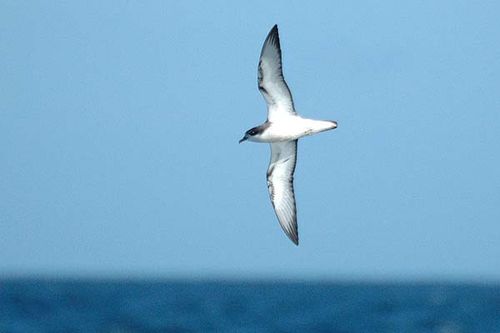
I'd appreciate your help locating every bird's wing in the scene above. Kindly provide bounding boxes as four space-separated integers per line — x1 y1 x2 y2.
258 25 296 122
267 140 298 245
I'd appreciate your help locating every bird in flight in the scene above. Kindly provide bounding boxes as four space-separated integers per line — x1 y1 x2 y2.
239 25 338 245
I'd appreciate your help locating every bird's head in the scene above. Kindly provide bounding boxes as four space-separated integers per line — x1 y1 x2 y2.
239 123 269 143
239 127 259 143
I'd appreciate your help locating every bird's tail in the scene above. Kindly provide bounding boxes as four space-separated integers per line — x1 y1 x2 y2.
314 120 337 134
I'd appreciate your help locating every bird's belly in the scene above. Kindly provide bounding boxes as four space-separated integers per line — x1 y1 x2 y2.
260 122 309 142
256 117 336 143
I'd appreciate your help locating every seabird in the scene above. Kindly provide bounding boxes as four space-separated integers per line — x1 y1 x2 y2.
239 25 338 245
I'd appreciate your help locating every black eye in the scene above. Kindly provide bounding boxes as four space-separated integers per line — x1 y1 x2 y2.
249 130 256 136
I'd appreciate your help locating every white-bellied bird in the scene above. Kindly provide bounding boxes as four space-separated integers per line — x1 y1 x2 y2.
239 25 338 245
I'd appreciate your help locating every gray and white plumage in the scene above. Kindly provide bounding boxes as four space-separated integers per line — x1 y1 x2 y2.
267 140 298 244
258 25 296 121
240 25 338 245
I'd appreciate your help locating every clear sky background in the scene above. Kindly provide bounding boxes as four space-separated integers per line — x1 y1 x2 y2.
1 1 499 280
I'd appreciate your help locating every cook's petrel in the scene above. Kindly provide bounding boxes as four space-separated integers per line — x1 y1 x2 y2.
239 25 337 245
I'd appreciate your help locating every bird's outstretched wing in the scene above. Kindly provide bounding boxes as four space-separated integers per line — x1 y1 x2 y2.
258 25 296 122
267 140 298 245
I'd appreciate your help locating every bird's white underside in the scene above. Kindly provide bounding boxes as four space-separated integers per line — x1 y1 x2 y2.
248 115 336 143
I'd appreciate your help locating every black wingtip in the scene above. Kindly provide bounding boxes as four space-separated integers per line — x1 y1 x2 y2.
264 25 279 41
269 24 279 38
262 24 281 57
287 231 299 246
260 24 282 61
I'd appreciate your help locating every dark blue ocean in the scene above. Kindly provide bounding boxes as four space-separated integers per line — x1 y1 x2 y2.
1 279 499 333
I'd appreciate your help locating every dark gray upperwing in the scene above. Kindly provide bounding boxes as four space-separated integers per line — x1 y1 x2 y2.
258 25 296 121
267 140 298 245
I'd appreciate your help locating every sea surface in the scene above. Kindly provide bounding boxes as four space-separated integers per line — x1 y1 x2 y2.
1 279 499 333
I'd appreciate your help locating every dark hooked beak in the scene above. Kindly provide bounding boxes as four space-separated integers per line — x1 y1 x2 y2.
239 134 249 144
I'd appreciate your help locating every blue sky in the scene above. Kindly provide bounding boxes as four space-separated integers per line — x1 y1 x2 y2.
1 1 499 280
